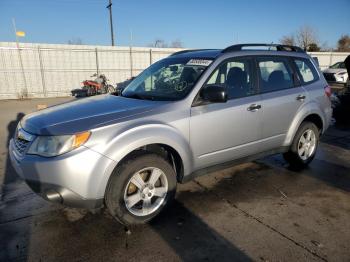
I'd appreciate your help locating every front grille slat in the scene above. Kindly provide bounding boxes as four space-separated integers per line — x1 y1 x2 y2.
13 127 34 155
14 137 30 155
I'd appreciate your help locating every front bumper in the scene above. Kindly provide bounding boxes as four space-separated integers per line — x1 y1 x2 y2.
9 138 115 209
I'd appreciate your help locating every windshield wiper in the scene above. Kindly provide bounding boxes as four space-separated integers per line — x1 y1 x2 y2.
123 93 155 101
123 93 144 100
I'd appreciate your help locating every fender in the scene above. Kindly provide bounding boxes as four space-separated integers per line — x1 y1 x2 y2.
284 101 326 146
87 123 194 196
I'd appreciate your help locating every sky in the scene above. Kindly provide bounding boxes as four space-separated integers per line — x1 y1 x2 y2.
0 0 349 49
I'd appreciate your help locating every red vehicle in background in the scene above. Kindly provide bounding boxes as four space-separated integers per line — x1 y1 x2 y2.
71 73 115 97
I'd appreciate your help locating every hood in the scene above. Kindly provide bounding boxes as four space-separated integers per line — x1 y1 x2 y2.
323 68 347 74
21 95 165 135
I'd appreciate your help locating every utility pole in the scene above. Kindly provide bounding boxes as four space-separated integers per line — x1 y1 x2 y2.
106 0 115 46
12 18 28 96
129 29 133 77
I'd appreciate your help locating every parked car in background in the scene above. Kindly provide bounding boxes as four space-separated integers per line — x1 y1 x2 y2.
323 62 348 86
9 43 332 226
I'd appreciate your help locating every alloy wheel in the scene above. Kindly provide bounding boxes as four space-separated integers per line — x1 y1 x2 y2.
297 129 317 161
124 167 168 216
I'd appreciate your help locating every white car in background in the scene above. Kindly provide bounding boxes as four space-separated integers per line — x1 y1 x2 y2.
323 62 348 86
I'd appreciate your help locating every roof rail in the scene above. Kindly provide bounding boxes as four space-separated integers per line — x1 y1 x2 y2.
222 44 305 53
170 49 216 56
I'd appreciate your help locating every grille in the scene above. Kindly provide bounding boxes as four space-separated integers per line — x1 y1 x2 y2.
323 73 336 82
13 127 34 155
14 137 30 155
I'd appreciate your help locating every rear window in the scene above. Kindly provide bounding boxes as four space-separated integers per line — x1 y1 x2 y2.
293 58 319 84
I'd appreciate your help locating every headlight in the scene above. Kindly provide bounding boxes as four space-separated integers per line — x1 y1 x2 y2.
28 131 91 157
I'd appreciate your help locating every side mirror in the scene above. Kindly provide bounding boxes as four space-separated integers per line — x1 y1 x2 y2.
201 84 227 103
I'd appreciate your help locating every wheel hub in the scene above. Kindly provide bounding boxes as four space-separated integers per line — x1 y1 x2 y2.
141 184 154 199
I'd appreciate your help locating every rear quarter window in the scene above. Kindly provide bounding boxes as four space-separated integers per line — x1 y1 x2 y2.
293 58 319 84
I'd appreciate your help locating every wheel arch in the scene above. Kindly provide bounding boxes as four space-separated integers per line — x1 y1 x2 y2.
284 104 326 146
114 143 185 182
97 124 193 198
302 114 323 133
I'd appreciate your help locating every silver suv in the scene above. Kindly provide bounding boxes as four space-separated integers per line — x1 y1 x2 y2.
9 44 332 225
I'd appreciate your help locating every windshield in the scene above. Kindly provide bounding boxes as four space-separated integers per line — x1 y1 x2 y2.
330 62 346 69
122 57 212 101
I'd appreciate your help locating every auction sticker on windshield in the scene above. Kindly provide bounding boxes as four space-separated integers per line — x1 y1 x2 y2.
186 59 212 67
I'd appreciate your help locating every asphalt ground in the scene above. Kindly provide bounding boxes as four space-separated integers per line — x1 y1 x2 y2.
0 97 349 261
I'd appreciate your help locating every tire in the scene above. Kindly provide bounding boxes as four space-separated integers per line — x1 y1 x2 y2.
106 85 115 94
283 121 319 169
105 153 177 225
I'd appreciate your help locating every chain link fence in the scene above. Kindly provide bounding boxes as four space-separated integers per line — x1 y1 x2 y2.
0 42 349 100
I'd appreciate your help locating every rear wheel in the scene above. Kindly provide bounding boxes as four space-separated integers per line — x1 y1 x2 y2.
105 153 177 225
106 85 115 94
283 122 319 169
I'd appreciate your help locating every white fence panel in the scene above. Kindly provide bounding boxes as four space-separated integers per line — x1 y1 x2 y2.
309 52 350 70
0 42 349 100
0 42 182 99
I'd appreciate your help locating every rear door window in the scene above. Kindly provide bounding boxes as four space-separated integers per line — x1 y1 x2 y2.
257 57 295 93
293 58 319 84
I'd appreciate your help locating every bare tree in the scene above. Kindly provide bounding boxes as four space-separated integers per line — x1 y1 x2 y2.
170 39 183 48
307 43 321 52
280 34 295 46
337 34 350 52
149 38 168 48
295 25 318 51
67 37 83 45
148 38 184 48
320 41 332 52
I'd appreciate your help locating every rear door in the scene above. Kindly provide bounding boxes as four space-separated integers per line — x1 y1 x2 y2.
257 56 307 151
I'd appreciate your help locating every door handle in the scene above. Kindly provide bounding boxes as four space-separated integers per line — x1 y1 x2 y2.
296 94 306 101
247 104 261 112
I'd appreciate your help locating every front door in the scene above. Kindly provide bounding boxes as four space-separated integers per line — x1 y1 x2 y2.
190 57 262 170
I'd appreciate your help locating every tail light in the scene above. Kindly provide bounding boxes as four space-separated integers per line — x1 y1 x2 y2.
324 85 332 98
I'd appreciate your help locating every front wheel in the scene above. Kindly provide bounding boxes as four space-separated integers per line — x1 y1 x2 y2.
105 153 177 225
283 122 319 169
